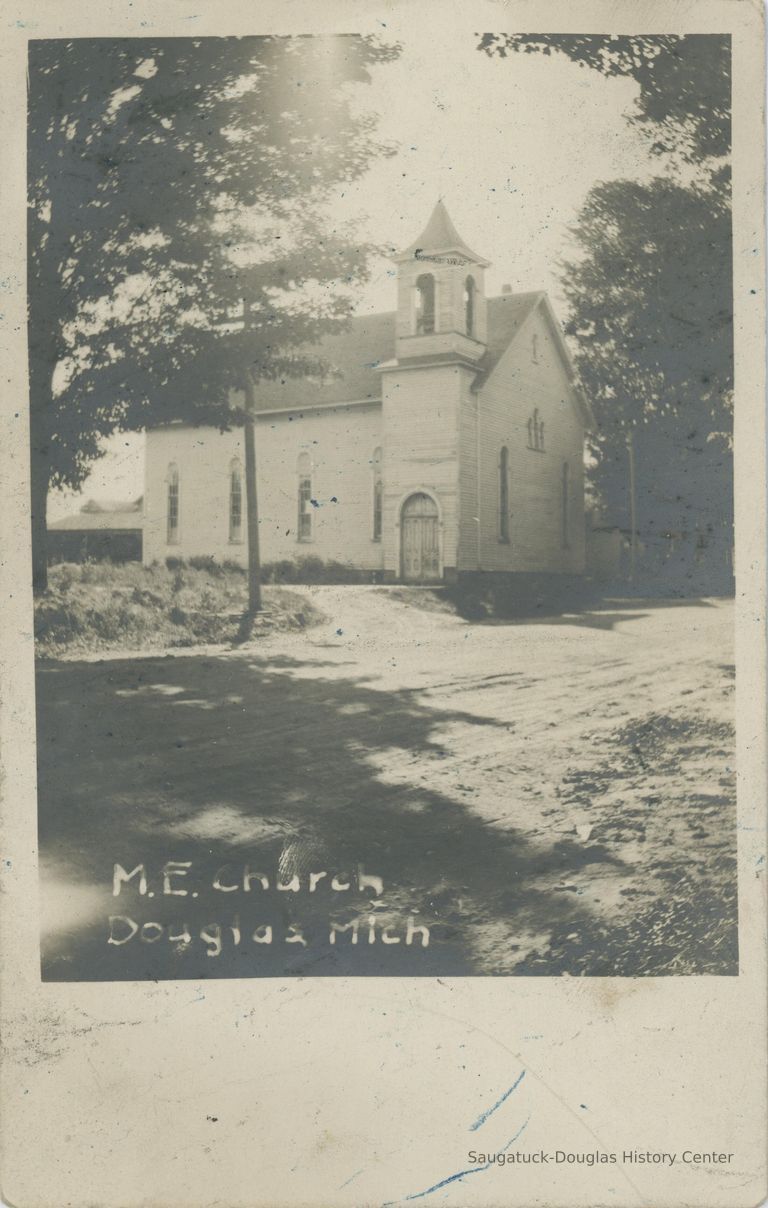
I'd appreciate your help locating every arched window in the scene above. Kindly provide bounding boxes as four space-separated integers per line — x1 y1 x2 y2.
166 463 180 544
499 446 510 543
561 461 570 549
414 273 436 335
464 275 476 337
532 333 539 364
372 446 383 541
229 458 243 543
297 452 313 542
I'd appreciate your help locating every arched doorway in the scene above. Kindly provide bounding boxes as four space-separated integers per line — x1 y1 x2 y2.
400 492 440 581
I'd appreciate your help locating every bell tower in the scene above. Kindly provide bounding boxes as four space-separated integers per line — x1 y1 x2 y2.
393 200 490 363
376 202 492 584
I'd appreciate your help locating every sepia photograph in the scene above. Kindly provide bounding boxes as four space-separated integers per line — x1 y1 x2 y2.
29 27 737 981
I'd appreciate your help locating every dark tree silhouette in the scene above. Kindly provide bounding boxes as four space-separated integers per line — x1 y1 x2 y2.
478 35 730 171
562 178 733 583
479 34 733 587
28 35 398 591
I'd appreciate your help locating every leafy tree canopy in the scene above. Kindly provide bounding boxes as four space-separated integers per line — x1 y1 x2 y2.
562 178 733 538
29 35 399 491
478 34 730 172
480 33 733 580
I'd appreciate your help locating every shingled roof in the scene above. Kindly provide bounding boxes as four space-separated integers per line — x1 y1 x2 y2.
50 501 144 532
249 292 544 413
250 311 395 412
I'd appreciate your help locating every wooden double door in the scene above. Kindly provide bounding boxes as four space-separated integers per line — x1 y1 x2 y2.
400 492 440 581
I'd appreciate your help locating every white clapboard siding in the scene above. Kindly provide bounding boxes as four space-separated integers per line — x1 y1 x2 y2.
466 306 587 574
143 403 384 569
143 305 587 578
380 363 478 576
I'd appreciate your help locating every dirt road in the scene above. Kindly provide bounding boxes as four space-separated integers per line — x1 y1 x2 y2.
37 589 737 979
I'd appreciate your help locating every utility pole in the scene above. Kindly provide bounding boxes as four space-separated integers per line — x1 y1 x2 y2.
627 429 637 585
241 298 262 624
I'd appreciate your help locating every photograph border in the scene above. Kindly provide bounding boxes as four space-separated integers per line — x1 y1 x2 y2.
1 1 765 1204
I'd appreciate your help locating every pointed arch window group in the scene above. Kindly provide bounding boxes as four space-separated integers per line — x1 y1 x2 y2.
527 408 545 452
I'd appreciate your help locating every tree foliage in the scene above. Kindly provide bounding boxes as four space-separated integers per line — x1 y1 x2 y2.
480 34 733 582
561 178 732 543
28 35 398 584
478 34 730 174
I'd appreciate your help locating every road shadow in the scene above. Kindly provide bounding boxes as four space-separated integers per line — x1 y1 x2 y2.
444 581 726 627
36 632 737 981
36 649 638 981
494 611 651 631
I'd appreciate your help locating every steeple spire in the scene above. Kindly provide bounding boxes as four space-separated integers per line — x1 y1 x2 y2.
395 200 490 266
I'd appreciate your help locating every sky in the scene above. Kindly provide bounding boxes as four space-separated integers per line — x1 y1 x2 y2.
48 28 661 520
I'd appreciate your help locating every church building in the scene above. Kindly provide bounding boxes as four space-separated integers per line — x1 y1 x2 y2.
142 202 593 582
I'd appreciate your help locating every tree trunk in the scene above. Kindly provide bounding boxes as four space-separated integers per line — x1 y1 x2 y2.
28 319 59 596
626 431 637 584
242 370 262 621
30 435 50 596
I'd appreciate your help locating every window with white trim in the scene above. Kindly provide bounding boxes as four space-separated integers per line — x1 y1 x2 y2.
527 408 545 452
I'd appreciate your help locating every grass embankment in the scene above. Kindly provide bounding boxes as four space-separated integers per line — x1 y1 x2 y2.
35 560 324 656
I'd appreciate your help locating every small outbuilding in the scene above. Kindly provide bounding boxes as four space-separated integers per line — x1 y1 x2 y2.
48 498 143 563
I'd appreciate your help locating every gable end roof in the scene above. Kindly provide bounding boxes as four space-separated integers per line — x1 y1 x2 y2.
477 292 595 429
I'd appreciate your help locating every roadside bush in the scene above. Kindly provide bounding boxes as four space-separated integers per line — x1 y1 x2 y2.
157 553 368 585
54 563 78 594
261 558 300 585
261 556 370 585
220 559 246 575
187 554 247 576
35 561 325 656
